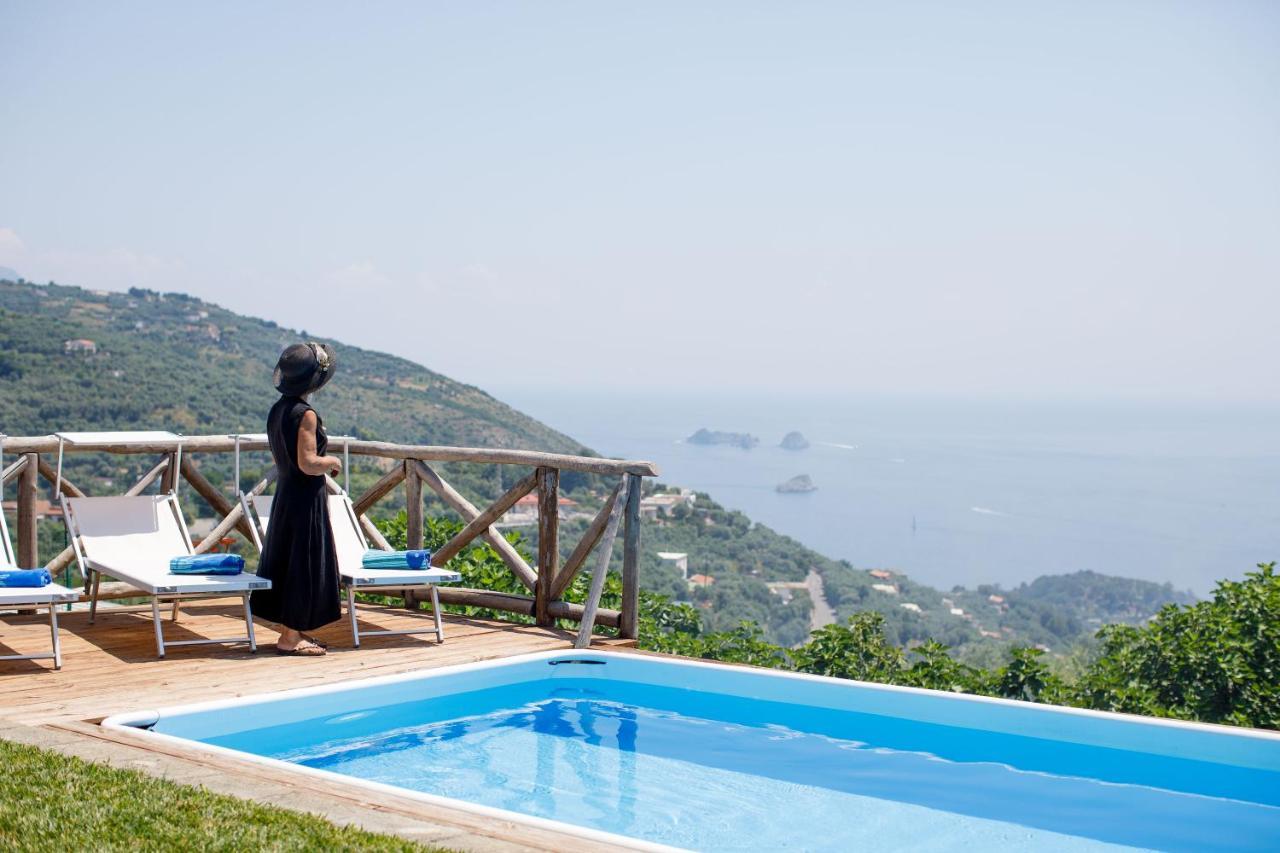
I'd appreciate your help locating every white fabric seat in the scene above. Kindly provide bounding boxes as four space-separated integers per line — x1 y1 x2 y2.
243 492 460 647
0 508 77 670
64 494 268 658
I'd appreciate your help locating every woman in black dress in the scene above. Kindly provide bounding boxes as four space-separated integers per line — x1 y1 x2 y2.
252 342 343 656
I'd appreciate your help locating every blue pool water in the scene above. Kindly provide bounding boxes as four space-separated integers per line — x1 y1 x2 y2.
113 653 1280 851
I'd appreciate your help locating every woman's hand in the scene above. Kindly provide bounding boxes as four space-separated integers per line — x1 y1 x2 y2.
296 410 340 477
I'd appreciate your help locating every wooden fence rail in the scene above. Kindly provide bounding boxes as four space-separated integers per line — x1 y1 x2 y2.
0 434 657 638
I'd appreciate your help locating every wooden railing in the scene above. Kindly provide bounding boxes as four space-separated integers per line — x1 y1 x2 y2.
0 434 658 639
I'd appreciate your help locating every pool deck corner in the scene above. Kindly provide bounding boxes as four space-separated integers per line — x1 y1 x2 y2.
0 598 640 852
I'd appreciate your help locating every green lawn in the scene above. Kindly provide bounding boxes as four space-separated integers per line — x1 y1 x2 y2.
0 738 448 852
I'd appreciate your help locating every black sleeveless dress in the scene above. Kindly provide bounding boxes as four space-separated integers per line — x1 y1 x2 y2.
251 395 340 631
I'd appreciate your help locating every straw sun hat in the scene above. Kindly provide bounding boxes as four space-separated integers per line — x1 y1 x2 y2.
273 342 338 396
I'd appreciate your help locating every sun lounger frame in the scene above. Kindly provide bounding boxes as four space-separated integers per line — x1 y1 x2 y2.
62 493 267 658
0 506 77 669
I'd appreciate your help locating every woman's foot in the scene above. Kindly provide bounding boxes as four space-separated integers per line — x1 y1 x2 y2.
276 639 326 656
276 627 326 655
300 633 329 649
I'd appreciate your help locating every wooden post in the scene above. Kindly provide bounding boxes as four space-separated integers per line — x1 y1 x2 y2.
159 452 178 494
17 453 39 570
534 466 559 627
619 473 642 639
574 479 628 649
404 460 423 609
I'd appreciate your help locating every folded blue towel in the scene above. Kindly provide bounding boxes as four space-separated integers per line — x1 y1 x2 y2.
0 568 52 588
361 549 432 570
169 554 246 575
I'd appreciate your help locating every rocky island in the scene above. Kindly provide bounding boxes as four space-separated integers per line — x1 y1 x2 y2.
687 428 759 449
779 431 810 450
777 474 817 493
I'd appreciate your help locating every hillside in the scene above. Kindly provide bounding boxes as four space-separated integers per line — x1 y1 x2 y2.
0 280 583 453
612 486 1196 658
1 278 1195 657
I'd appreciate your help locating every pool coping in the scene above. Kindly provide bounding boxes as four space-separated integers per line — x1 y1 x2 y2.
99 648 1280 851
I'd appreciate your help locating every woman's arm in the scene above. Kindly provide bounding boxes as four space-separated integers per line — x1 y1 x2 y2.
296 410 342 477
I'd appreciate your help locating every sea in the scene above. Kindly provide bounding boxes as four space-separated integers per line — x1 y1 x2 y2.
494 390 1280 596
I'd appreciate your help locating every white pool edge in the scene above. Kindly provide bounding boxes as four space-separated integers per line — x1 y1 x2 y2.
103 648 1280 745
100 648 1280 851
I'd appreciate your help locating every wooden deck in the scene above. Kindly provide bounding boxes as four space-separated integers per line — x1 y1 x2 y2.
0 599 639 851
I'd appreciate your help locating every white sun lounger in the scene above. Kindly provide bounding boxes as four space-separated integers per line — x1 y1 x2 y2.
0 506 78 670
63 494 269 658
242 492 460 647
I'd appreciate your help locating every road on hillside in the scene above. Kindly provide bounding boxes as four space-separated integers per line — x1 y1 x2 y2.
806 569 836 631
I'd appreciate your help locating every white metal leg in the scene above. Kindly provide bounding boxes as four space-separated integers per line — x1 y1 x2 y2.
49 604 62 669
341 583 446 646
0 603 65 671
430 585 444 643
151 597 166 658
89 571 101 624
347 584 360 648
242 592 257 653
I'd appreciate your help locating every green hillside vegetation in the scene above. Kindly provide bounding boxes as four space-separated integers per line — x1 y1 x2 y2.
1 279 1198 661
605 485 1193 658
377 514 1279 730
0 279 596 519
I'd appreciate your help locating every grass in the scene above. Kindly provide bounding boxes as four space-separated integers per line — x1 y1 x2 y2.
0 738 449 852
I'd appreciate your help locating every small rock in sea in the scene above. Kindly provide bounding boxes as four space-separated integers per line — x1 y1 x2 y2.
779 431 810 450
777 474 817 493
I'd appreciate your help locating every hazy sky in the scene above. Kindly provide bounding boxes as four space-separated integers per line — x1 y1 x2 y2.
2 2 1277 399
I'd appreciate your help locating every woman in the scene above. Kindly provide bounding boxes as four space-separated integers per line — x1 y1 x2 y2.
252 342 344 656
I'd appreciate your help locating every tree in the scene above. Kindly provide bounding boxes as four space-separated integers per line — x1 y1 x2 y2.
790 613 905 681
1074 562 1280 728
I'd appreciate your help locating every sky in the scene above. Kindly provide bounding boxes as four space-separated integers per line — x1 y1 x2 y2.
2 1 1278 400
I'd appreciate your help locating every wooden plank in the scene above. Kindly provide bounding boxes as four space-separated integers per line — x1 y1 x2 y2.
575 482 629 648
180 455 254 542
551 477 625 599
619 473 642 639
351 464 406 516
403 462 424 609
534 467 559 627
1 454 28 486
405 462 423 550
414 461 538 590
433 587 622 628
17 453 38 569
0 435 660 477
431 470 537 567
34 456 87 498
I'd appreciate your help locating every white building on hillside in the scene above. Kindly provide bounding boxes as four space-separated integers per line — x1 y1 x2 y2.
656 551 689 579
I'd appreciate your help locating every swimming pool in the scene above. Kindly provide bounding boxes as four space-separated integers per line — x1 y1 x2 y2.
104 650 1280 851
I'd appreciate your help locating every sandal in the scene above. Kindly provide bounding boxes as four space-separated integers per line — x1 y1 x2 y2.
275 640 327 656
301 633 329 649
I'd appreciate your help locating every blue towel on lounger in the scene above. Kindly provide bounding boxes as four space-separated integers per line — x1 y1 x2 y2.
0 568 52 588
361 549 431 570
168 554 245 575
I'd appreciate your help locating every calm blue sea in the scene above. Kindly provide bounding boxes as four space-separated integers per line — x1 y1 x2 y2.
495 390 1280 595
